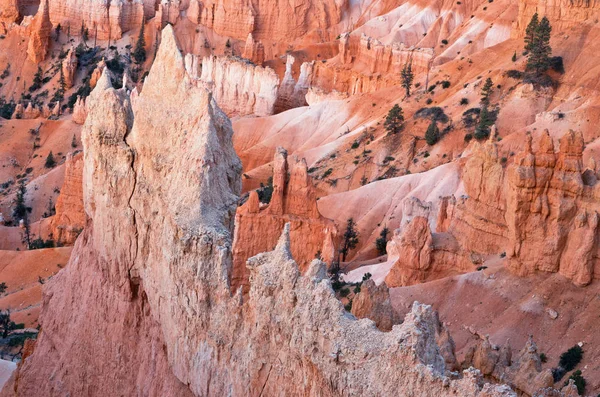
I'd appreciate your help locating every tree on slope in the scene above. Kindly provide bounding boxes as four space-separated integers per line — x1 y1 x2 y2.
526 15 552 75
340 218 359 262
401 61 414 97
133 19 147 65
384 104 404 134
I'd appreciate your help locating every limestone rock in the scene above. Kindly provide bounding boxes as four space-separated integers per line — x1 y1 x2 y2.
71 96 87 124
26 0 51 64
50 153 85 246
62 48 78 89
242 33 265 65
0 0 20 24
351 279 400 331
232 147 336 293
197 55 279 117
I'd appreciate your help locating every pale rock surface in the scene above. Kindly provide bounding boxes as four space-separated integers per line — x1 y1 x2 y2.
4 26 518 397
71 96 87 124
194 55 279 117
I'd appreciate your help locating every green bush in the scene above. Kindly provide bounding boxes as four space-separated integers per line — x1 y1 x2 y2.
565 370 586 395
559 345 583 371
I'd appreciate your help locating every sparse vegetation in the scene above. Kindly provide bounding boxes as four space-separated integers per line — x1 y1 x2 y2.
565 370 586 395
401 61 414 97
340 218 359 262
256 176 273 204
415 107 449 123
559 345 583 372
460 97 469 105
425 120 440 145
45 151 56 168
384 105 404 134
133 19 147 64
375 227 389 255
525 13 552 76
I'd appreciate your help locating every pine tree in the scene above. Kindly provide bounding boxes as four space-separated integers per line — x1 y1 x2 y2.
425 120 440 145
12 182 27 220
401 61 414 97
384 104 404 134
512 51 517 62
524 13 539 53
45 151 56 168
71 134 77 148
133 19 147 64
375 227 389 255
340 218 359 262
474 106 494 140
526 16 552 75
480 77 493 107
55 23 62 42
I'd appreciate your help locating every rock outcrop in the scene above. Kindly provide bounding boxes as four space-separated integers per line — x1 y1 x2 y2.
463 336 554 396
26 0 51 64
198 0 346 41
50 152 85 246
232 147 336 293
3 26 519 397
71 96 87 124
195 55 280 117
48 0 147 40
433 128 600 286
351 279 400 331
242 33 265 65
0 0 20 24
62 48 78 89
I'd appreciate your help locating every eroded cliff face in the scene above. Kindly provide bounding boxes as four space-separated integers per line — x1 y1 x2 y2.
385 126 600 287
48 0 148 40
50 152 85 246
6 25 518 397
26 0 51 64
232 147 337 293
191 54 280 117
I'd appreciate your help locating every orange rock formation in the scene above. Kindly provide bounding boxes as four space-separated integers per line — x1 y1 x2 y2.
232 147 336 292
50 152 84 246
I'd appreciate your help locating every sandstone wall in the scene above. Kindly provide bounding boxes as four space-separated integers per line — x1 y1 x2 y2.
194 54 279 117
50 152 85 246
4 26 519 397
232 147 336 293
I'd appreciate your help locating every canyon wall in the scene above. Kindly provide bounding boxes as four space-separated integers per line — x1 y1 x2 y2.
4 26 519 397
515 0 600 36
50 152 85 246
194 55 280 117
415 128 600 287
232 147 337 293
197 0 347 41
47 0 149 40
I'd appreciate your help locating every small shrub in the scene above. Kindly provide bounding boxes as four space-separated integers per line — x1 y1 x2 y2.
339 288 350 297
559 345 583 371
565 370 586 395
322 168 333 178
426 98 433 105
362 273 372 281
549 56 565 74
460 97 469 105
425 120 440 145
441 80 451 89
351 141 360 149
441 39 449 45
44 151 56 168
464 133 473 142
415 107 449 123
540 353 547 363
505 69 524 79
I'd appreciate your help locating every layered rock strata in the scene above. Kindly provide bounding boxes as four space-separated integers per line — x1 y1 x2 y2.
232 147 337 293
26 0 51 64
50 153 85 246
5 26 519 397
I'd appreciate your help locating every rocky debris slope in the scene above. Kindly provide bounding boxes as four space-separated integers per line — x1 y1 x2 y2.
232 147 337 293
50 152 84 246
4 26 521 397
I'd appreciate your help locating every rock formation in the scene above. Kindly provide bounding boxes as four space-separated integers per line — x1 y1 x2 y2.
26 0 51 64
242 33 265 65
463 336 554 396
198 0 346 41
48 0 147 41
89 59 106 89
190 55 279 117
350 279 400 331
432 128 600 286
2 26 520 397
232 147 336 292
275 54 311 112
0 0 20 24
71 96 87 124
50 152 85 246
62 48 78 89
